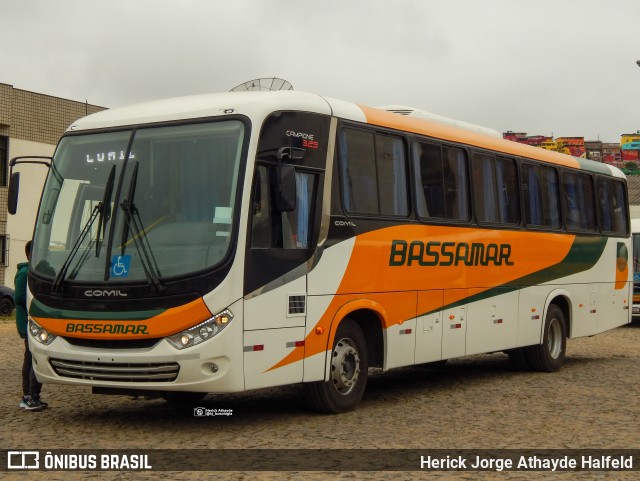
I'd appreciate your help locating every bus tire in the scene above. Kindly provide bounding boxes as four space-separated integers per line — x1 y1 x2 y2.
526 305 567 372
304 319 368 414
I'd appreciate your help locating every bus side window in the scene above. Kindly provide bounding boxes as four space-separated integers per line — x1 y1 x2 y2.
472 154 518 225
414 142 469 220
250 166 273 248
283 172 317 249
522 163 560 229
598 178 629 235
340 129 378 214
250 165 318 249
339 128 408 217
562 171 596 232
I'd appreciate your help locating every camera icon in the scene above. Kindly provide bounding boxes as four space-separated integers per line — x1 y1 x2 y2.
194 407 206 417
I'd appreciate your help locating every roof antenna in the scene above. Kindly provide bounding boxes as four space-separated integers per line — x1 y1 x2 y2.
230 78 293 92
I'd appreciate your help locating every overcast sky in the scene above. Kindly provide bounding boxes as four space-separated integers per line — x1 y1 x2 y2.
2 0 639 143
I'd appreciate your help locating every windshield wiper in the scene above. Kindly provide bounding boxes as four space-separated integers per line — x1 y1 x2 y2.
52 204 100 292
120 162 165 293
95 165 116 257
52 166 116 292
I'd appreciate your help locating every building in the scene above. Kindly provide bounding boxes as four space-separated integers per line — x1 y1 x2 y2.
0 83 105 287
602 143 622 166
503 131 553 147
585 140 603 162
620 132 640 165
555 137 586 158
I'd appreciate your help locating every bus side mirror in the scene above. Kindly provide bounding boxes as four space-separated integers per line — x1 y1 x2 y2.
275 163 297 212
8 172 20 215
6 155 53 215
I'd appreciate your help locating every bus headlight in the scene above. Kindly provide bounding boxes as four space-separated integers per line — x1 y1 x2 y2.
28 317 57 346
166 309 233 350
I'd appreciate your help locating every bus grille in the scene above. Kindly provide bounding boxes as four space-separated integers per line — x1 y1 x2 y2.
62 337 161 350
49 359 180 382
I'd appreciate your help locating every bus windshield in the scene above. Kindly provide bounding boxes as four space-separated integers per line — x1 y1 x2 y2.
31 120 245 284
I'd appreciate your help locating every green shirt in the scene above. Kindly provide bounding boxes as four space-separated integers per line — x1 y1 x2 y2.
14 262 28 339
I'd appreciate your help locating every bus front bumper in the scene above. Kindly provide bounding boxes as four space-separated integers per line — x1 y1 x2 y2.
28 323 245 394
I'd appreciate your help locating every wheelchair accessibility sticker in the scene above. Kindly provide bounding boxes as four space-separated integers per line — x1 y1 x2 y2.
111 255 131 278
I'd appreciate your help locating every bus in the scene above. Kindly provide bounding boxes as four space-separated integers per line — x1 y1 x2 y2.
632 218 640 320
9 90 631 413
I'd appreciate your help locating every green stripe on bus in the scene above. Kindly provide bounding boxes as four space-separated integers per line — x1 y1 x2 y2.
419 235 608 316
29 298 165 321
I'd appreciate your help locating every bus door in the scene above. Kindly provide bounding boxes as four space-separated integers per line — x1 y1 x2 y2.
242 111 329 390
243 165 320 389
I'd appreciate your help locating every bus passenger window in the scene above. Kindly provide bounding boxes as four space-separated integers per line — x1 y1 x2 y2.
562 172 596 232
414 142 469 220
598 178 629 235
522 163 560 229
339 128 408 217
340 129 378 214
472 154 518 225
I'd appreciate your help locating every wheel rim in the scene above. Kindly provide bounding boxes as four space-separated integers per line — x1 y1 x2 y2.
331 337 361 396
547 318 563 359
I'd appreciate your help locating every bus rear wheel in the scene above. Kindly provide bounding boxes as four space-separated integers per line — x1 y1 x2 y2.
304 319 368 414
526 305 567 372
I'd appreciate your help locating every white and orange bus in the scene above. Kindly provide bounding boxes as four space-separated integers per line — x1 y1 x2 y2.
10 90 631 413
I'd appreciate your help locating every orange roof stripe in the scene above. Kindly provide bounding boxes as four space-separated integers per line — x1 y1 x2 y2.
358 105 581 169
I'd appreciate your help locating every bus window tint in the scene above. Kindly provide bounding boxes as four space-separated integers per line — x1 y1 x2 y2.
340 129 378 214
376 135 409 216
250 165 318 249
414 142 469 220
598 178 629 235
472 154 519 225
562 171 596 232
285 172 317 248
250 166 272 248
522 163 561 229
339 128 408 216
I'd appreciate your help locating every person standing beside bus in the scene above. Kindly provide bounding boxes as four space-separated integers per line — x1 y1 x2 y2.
16 240 47 411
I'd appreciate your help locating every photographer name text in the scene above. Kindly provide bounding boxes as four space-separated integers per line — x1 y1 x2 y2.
421 454 634 471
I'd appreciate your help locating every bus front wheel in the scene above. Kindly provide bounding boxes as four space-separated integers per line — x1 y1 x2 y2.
526 305 567 372
304 319 368 414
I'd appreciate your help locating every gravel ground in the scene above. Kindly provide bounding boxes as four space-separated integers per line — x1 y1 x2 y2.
1 319 638 481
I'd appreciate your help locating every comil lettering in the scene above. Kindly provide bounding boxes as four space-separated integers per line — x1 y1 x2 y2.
389 240 514 267
84 289 128 297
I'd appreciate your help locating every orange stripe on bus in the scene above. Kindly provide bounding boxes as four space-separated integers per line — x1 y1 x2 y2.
33 298 213 339
268 226 576 372
359 106 581 169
